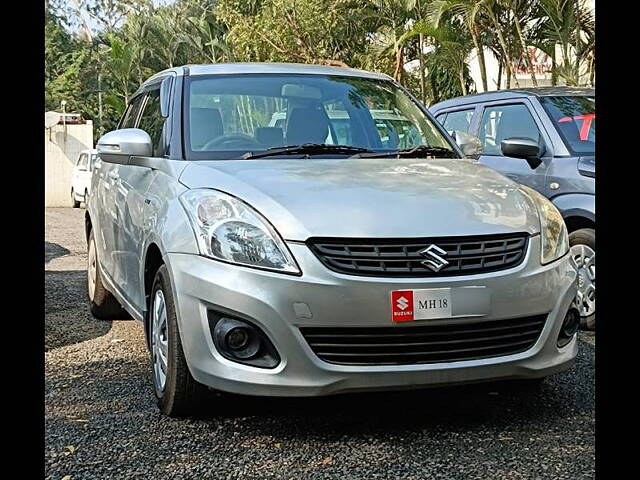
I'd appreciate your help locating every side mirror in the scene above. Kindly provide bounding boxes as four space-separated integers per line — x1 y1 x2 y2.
97 128 152 164
500 137 544 169
453 130 483 157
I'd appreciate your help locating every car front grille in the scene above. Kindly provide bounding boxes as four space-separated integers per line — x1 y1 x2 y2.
307 233 529 277
300 315 547 366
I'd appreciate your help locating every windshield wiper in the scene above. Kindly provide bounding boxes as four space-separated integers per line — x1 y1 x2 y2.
350 145 458 159
242 143 375 160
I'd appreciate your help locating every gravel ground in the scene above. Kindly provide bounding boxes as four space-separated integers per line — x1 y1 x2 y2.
45 207 595 479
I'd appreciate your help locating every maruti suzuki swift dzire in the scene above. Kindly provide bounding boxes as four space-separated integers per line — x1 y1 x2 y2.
87 63 578 417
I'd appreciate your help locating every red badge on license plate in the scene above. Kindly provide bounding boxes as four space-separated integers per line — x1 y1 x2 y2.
391 290 414 322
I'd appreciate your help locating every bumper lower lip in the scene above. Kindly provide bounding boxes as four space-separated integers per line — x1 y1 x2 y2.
164 236 578 397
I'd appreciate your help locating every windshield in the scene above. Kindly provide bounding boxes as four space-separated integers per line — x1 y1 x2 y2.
540 96 595 155
184 74 454 159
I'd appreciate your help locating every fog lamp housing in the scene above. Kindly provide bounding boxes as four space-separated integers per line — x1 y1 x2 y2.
557 307 580 348
208 311 280 368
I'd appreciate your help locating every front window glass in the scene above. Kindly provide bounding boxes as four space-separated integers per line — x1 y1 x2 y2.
77 154 87 168
185 74 453 159
137 89 165 157
478 104 541 156
120 95 145 129
540 96 595 155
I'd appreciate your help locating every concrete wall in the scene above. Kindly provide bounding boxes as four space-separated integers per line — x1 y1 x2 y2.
45 121 93 207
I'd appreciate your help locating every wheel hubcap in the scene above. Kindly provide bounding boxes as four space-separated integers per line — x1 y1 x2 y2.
570 244 595 317
151 289 169 392
87 238 97 301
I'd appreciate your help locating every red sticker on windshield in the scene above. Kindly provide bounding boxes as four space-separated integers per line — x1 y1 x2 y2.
559 113 595 141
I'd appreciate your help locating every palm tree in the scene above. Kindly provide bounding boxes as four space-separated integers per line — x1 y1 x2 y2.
427 0 489 92
397 18 474 97
504 0 539 86
530 0 594 86
358 0 415 83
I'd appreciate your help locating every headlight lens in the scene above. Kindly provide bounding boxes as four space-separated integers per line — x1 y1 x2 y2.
180 189 300 274
519 186 569 264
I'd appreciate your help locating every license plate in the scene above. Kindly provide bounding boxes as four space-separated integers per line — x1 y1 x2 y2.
391 288 452 322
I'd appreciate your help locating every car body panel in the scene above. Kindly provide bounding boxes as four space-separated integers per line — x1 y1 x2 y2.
178 158 541 241
164 236 577 396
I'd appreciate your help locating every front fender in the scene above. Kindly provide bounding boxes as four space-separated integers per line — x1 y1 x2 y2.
551 193 595 223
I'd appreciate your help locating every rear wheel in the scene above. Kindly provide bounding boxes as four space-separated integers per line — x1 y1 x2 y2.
569 228 595 330
71 189 80 208
150 265 212 417
87 229 127 320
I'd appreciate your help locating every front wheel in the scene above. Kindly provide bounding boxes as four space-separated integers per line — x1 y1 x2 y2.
71 189 80 208
150 265 212 417
569 228 595 330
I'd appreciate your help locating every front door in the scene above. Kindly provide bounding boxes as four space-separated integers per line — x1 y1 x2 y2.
474 100 553 194
96 94 146 286
115 86 167 310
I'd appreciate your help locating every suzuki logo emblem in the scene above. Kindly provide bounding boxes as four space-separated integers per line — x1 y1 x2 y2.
396 296 409 310
419 244 449 272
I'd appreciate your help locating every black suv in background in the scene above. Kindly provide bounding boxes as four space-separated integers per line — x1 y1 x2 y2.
430 87 595 329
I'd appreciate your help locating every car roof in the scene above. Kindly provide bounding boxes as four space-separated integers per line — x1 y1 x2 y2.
430 86 595 112
142 62 392 88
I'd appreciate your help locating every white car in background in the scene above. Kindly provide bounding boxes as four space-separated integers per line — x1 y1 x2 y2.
71 149 97 208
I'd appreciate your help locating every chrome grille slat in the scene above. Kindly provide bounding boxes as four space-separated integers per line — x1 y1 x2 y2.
307 234 529 277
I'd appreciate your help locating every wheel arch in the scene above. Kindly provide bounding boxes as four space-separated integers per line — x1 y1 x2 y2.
144 243 165 311
564 215 595 234
550 193 595 233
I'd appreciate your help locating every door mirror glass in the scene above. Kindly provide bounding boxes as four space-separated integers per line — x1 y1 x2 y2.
97 128 153 164
453 130 483 157
500 137 544 169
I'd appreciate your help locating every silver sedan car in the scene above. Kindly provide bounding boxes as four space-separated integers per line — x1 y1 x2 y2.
86 63 579 417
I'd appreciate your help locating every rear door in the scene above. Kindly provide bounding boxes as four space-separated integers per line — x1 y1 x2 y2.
472 99 554 192
434 106 478 136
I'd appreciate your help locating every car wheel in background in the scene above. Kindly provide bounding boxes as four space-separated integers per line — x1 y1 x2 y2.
569 228 595 330
87 229 127 320
83 190 89 207
150 265 212 417
71 189 80 208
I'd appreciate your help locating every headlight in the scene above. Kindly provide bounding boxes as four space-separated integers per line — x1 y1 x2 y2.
519 186 569 264
180 189 300 274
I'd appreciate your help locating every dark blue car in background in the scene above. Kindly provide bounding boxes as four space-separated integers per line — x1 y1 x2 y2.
430 87 595 329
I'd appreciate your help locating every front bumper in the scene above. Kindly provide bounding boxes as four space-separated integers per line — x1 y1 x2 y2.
165 235 578 397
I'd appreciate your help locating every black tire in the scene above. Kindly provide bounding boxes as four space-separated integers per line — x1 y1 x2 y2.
83 190 89 207
569 228 595 330
150 265 211 417
87 229 127 320
71 189 80 208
